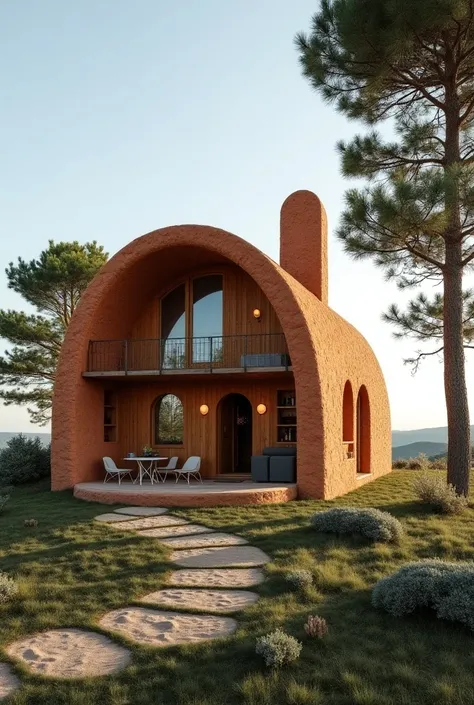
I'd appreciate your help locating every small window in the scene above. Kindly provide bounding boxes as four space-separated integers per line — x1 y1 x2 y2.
342 381 354 442
154 394 184 445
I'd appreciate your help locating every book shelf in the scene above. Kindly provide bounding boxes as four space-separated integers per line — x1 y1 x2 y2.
103 390 117 442
277 389 297 443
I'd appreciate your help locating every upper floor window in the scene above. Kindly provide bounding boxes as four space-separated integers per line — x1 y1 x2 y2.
160 275 223 366
192 275 223 362
154 394 184 445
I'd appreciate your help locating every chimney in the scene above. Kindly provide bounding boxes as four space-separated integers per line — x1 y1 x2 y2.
279 190 328 304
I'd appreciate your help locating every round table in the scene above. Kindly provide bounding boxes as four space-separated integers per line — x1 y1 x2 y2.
123 457 168 485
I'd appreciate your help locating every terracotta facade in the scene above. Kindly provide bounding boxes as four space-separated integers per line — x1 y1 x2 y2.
51 190 391 500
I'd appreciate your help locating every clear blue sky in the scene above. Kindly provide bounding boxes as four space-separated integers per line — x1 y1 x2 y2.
1 0 472 433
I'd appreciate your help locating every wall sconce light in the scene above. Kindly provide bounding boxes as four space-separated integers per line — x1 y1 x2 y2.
253 308 261 321
200 404 209 416
256 403 267 415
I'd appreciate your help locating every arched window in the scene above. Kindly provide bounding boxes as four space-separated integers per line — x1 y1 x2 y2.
356 386 370 473
342 381 354 442
154 394 184 445
192 275 223 362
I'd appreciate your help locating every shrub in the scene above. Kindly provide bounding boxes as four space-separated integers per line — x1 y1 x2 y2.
0 491 10 513
0 572 18 604
285 570 313 591
24 519 38 527
0 435 50 485
372 560 474 631
304 615 328 638
413 474 468 514
311 507 403 543
255 629 302 668
392 458 408 469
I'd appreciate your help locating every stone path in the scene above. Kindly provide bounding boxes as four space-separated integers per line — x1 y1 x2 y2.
6 505 269 684
0 663 20 701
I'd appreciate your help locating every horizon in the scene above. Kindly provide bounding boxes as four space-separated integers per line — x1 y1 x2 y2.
1 0 473 433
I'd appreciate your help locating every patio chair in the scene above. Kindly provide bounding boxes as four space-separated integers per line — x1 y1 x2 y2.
152 456 179 483
102 457 135 485
174 456 202 484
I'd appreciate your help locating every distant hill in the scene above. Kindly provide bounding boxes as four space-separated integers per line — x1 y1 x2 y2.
392 426 474 447
0 432 51 449
392 441 448 461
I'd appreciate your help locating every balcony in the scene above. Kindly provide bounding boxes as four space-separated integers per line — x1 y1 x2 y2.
85 333 291 377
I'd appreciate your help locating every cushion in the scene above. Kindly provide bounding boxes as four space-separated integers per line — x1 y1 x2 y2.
263 446 296 457
269 456 296 483
251 456 269 482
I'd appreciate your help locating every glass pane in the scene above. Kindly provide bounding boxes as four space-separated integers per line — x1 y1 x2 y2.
161 284 186 369
192 275 223 362
155 394 184 445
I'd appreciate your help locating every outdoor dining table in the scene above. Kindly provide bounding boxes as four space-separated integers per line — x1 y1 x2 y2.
123 457 168 486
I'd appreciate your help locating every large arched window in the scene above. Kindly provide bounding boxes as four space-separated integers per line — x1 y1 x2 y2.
154 394 184 445
356 386 370 473
342 381 354 442
160 275 223 367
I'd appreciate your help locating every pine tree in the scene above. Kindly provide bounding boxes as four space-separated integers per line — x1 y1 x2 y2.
297 0 474 495
0 241 107 424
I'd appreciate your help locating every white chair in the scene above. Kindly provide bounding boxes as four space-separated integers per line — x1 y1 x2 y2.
103 457 135 485
174 456 202 484
153 456 179 483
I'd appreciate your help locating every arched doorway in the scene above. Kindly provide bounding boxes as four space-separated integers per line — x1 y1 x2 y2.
356 386 370 473
217 393 253 474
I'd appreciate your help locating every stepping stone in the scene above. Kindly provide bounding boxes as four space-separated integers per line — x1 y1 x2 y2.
110 516 188 531
99 607 237 646
170 546 270 568
6 629 131 678
0 663 20 701
140 588 259 614
94 513 138 523
114 507 168 517
137 524 214 539
168 568 265 588
161 533 247 549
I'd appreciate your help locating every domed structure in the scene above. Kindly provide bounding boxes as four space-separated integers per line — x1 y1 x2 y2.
51 190 391 503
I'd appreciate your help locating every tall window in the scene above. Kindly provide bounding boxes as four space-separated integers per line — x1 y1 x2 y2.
154 394 184 445
192 275 223 362
161 284 186 369
342 381 354 442
356 386 370 473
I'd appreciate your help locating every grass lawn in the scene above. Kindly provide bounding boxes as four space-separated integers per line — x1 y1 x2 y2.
1 472 474 705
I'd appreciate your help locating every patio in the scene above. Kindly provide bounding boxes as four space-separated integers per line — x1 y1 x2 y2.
74 480 298 507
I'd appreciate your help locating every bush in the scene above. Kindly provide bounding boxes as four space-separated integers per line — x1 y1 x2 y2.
0 490 10 513
311 507 403 543
24 519 38 527
392 458 408 469
372 560 474 631
0 572 18 604
413 474 468 514
255 629 302 668
0 435 50 485
285 570 313 591
304 615 328 638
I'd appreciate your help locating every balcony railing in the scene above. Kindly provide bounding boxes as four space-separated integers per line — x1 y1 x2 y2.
87 333 290 374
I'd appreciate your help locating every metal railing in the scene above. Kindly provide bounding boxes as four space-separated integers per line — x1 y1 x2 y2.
87 333 290 373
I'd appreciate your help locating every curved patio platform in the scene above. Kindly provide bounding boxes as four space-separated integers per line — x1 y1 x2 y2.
74 481 298 507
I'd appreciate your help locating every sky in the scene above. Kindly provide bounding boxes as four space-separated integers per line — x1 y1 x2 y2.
0 0 472 433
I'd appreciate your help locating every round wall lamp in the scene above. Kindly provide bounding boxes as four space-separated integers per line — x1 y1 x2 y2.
200 404 209 416
253 308 261 321
256 403 267 415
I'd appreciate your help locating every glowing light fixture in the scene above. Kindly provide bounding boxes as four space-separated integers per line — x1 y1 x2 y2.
256 403 267 415
200 404 209 416
253 308 261 320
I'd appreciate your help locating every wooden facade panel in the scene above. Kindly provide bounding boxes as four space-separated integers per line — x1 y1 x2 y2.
104 376 294 477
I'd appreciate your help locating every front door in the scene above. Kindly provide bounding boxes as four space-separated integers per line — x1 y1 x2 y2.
218 393 252 474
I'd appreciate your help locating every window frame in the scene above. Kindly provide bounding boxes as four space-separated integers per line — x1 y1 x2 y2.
152 393 185 447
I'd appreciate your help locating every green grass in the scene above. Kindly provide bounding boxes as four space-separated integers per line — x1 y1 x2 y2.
1 472 474 705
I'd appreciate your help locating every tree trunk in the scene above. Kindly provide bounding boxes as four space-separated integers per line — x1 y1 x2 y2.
443 64 471 495
443 245 471 495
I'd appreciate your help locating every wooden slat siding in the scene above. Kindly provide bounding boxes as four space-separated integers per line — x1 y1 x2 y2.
112 376 293 477
125 265 284 371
